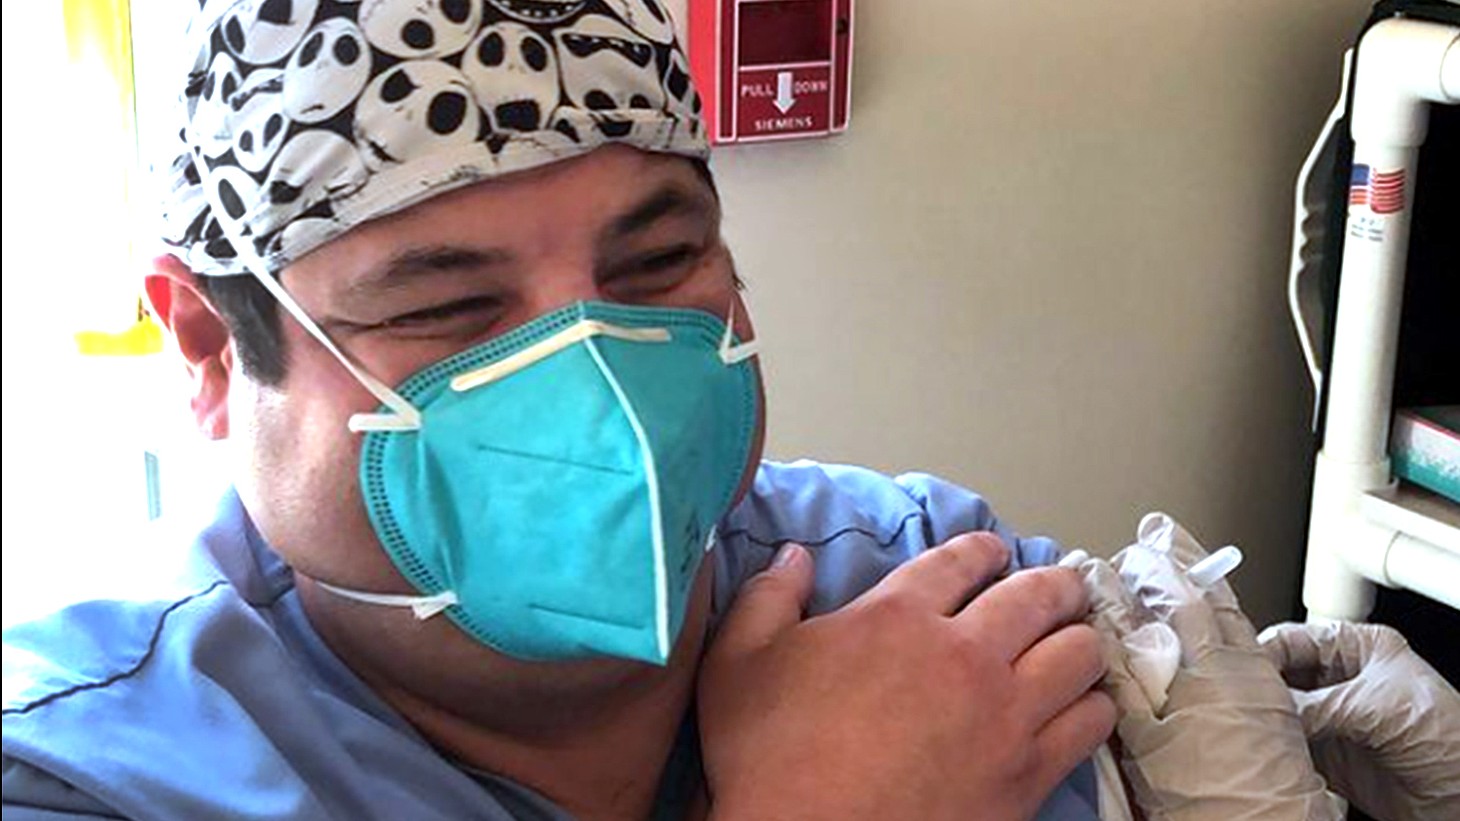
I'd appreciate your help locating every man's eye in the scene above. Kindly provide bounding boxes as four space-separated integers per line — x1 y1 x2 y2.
384 296 500 329
635 246 696 273
605 244 702 293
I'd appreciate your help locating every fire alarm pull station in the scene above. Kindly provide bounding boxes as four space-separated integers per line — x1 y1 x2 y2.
688 0 853 144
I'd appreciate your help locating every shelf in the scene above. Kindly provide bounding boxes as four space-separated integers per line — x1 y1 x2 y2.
1360 482 1460 556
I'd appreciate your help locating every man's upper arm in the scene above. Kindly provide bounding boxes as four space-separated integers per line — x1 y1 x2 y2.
715 461 1069 616
892 471 1065 569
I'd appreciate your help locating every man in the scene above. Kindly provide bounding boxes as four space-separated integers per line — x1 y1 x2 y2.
7 3 1458 820
2 2 1112 819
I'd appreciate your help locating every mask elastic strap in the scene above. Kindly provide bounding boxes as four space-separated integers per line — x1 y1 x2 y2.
244 267 421 432
719 297 760 365
315 580 459 620
186 153 420 433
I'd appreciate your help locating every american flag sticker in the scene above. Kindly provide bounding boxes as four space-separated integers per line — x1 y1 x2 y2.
1350 165 1369 207
1350 164 1406 215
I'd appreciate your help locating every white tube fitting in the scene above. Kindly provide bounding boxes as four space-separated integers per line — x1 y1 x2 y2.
1304 453 1387 620
1386 534 1460 610
1445 37 1460 99
1351 19 1460 146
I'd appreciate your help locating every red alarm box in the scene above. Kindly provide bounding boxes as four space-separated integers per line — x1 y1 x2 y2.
688 0 853 144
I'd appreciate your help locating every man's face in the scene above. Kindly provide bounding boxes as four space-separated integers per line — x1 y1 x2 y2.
229 146 764 682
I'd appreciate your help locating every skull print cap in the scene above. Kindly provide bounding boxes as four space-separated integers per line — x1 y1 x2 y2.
160 0 709 278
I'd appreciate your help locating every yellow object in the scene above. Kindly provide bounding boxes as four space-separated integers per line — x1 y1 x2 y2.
63 0 135 139
74 298 163 357
64 0 156 357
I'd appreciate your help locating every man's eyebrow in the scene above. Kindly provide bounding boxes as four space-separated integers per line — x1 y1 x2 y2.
605 184 715 240
348 245 514 295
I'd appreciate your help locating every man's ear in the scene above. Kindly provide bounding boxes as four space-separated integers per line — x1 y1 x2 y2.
145 255 231 440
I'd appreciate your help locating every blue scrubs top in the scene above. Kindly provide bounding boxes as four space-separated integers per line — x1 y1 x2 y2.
2 460 1099 820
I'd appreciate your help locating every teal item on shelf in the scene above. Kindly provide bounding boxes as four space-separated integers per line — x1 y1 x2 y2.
1391 406 1460 504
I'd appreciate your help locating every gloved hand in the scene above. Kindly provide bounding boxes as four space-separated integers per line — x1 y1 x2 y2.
1259 620 1460 821
1076 513 1346 821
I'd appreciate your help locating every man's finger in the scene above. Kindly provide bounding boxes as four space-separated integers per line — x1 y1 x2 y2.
712 543 815 658
854 532 1010 616
955 567 1088 662
1011 623 1106 728
1033 690 1117 797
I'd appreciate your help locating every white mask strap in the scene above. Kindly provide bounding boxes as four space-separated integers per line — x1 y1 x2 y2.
187 155 421 433
243 268 421 432
719 296 760 365
314 580 459 620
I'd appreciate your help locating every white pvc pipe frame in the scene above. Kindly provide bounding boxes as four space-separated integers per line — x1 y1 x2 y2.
1302 18 1460 621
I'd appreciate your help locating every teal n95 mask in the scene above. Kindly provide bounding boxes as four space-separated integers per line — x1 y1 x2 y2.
319 301 760 664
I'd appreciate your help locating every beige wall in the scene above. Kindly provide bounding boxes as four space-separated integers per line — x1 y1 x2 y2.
686 0 1373 626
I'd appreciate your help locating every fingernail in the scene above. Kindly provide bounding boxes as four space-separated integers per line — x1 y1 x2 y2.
772 543 804 569
1058 549 1091 569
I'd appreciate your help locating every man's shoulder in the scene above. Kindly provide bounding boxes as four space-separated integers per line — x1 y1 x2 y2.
1 580 226 808
2 578 235 715
0 491 507 820
3 490 278 715
0 492 304 817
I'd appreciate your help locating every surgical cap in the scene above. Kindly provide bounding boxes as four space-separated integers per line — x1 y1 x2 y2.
159 0 708 278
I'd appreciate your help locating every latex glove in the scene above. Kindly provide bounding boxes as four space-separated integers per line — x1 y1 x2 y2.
1259 620 1460 821
1076 513 1346 821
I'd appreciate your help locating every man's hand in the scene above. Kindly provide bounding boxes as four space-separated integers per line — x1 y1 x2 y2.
698 535 1115 821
